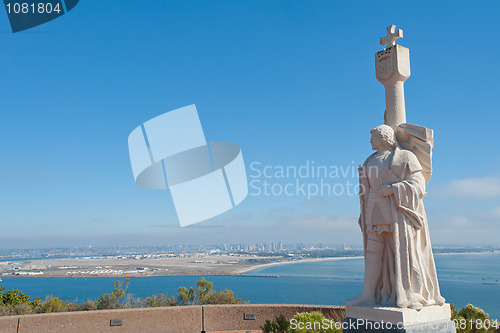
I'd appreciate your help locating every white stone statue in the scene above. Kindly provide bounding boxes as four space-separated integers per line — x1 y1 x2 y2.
346 124 445 310
346 26 445 310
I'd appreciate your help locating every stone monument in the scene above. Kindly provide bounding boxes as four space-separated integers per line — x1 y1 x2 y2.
343 25 456 332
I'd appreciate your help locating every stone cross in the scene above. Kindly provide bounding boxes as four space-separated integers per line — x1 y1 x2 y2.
375 25 410 128
380 25 403 49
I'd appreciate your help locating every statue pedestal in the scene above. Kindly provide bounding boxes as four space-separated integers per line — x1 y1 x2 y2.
343 304 456 332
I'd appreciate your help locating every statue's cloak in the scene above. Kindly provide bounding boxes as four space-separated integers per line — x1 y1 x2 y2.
359 147 445 308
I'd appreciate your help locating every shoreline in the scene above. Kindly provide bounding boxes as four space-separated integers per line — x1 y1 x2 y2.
233 256 363 274
1 252 497 279
234 251 499 275
0 256 364 279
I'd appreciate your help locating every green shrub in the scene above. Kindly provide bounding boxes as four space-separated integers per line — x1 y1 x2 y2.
177 277 247 305
0 286 40 310
77 299 97 311
451 303 496 333
261 312 342 333
261 314 290 333
64 299 96 312
290 311 341 333
96 278 130 310
0 277 246 315
176 286 196 306
199 289 245 305
144 293 178 307
36 296 68 313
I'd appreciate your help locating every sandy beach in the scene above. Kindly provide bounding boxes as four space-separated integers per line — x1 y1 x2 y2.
234 256 363 274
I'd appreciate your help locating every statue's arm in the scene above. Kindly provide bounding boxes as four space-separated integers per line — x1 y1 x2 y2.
393 152 426 199
392 154 427 229
358 161 370 232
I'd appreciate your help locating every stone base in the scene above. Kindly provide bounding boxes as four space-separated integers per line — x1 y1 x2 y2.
343 304 456 333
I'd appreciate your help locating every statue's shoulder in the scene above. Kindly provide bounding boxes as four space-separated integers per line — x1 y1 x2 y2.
393 147 422 172
362 152 377 167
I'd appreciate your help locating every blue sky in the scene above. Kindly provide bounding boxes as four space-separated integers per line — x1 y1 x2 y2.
0 1 499 248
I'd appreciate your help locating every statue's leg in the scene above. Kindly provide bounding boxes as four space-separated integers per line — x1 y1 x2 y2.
346 233 384 306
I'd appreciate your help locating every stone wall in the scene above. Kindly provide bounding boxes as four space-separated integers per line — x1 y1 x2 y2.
0 304 345 333
203 304 344 332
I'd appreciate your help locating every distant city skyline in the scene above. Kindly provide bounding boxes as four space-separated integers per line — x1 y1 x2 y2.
1 242 494 260
1 1 499 248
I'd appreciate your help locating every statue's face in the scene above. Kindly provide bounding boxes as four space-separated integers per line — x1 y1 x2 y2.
370 132 384 151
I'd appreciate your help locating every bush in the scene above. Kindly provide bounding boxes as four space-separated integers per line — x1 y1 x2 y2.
96 278 130 310
451 303 497 333
261 314 290 333
144 293 178 307
290 312 341 333
0 287 39 309
176 277 247 305
0 277 246 316
262 312 342 333
76 299 97 311
199 289 245 305
0 304 33 316
65 299 96 312
36 296 68 313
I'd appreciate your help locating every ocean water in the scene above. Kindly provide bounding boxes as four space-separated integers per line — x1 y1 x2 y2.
0 253 498 320
246 253 500 319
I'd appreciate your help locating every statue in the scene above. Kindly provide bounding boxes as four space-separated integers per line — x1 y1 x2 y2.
346 124 445 309
346 26 445 310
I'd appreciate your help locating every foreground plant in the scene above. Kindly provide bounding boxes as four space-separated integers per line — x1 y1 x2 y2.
0 277 247 316
176 277 246 306
451 303 497 333
261 312 341 333
96 278 131 310
261 314 289 333
291 311 341 333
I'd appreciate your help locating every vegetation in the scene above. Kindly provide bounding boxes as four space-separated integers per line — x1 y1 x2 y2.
262 314 290 333
262 305 499 333
96 278 132 310
451 303 497 333
290 312 341 333
176 277 246 305
1 282 498 333
0 286 40 316
0 277 246 316
261 312 341 333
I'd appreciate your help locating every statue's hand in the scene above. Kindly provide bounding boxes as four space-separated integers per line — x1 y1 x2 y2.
376 185 394 197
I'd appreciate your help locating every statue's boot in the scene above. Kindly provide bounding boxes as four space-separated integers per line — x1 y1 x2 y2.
346 237 384 306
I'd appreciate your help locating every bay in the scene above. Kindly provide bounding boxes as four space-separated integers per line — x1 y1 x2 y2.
0 253 498 320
